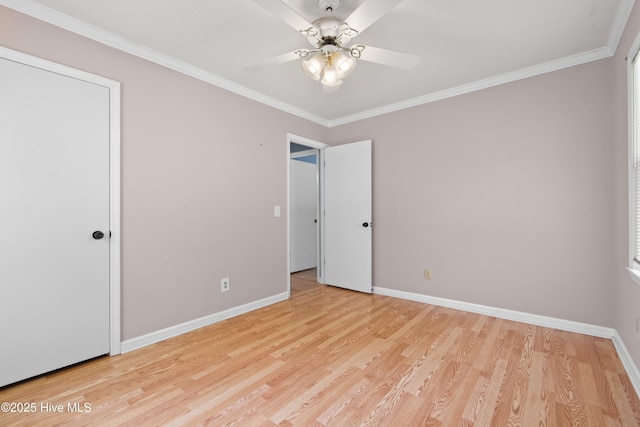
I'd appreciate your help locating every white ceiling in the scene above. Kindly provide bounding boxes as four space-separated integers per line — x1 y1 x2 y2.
3 0 634 126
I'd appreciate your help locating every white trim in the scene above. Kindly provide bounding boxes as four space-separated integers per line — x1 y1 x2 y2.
629 34 636 278
627 267 640 286
286 134 329 295
612 330 640 398
291 149 318 159
373 286 615 338
121 292 288 354
374 286 640 398
0 0 330 127
1 0 633 128
287 133 329 150
628 30 640 285
608 0 637 54
318 147 326 286
328 47 614 127
0 45 122 355
108 79 122 356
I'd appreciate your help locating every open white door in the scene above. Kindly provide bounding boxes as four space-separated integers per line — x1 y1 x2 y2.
323 140 372 293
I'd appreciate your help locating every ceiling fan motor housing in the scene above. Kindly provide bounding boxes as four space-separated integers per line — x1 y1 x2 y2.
314 17 341 37
309 16 343 47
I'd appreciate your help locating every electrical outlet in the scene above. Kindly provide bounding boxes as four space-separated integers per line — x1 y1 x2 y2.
221 277 230 293
424 269 431 280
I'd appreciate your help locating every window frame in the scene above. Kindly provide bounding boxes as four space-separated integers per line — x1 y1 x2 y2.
628 32 640 285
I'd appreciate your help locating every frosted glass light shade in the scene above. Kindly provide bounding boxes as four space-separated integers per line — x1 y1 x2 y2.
332 52 356 79
320 65 342 87
302 53 324 81
302 51 354 87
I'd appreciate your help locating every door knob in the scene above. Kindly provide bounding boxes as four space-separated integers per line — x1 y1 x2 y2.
92 231 105 240
362 222 370 228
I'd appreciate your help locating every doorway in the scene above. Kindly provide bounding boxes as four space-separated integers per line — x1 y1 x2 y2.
287 135 328 294
286 134 373 295
290 144 319 273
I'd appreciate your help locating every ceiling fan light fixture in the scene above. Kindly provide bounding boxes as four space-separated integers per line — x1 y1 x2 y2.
320 65 342 87
332 51 356 79
248 0 422 91
302 53 325 80
301 51 351 87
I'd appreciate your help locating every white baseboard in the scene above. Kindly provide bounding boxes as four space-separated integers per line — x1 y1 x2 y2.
373 286 640 398
612 330 640 398
373 286 615 337
118 286 640 399
120 292 289 354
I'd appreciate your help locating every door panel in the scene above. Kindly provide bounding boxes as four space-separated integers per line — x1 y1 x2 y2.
324 140 372 293
290 158 318 272
0 57 110 387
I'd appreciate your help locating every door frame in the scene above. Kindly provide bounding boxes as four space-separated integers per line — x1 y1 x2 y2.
1 46 122 355
287 133 328 295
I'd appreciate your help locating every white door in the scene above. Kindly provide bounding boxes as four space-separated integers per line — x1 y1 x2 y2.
324 140 372 293
0 56 111 387
290 157 318 272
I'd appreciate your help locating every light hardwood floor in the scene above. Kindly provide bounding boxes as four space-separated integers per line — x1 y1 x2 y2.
1 270 639 426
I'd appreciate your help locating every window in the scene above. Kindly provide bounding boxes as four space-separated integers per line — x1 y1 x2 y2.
630 44 640 283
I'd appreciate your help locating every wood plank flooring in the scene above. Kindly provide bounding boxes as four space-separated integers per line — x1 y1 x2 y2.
1 270 639 426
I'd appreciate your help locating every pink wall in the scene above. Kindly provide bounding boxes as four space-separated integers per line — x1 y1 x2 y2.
0 6 328 340
330 60 616 327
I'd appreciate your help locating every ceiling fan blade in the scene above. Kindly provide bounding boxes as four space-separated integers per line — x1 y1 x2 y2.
357 45 420 70
243 51 301 71
343 0 404 34
252 0 316 33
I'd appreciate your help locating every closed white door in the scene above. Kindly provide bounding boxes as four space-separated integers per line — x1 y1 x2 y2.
290 157 318 272
324 140 372 293
0 56 111 387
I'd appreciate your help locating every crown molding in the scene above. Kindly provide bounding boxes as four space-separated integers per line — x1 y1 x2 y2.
327 46 614 127
326 0 634 127
608 0 637 55
0 0 331 127
1 0 634 129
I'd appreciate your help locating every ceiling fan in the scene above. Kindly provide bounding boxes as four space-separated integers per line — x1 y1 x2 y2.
244 0 421 88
